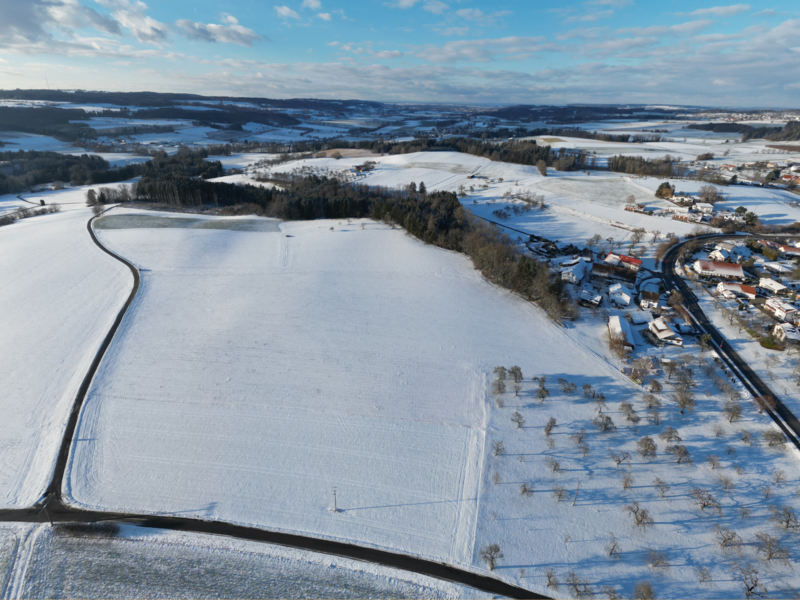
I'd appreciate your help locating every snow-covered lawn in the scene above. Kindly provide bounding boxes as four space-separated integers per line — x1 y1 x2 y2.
1 522 482 599
0 208 131 508
62 209 800 597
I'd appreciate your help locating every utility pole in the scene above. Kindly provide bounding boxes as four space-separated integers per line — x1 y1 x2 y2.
333 487 338 513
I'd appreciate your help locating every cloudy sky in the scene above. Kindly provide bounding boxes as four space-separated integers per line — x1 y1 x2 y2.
0 0 797 106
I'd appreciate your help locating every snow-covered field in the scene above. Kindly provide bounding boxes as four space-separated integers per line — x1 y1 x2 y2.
0 522 483 599
0 207 131 508
56 208 800 597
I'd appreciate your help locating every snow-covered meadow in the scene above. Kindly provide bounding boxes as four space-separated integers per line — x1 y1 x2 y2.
0 207 131 508
0 522 483 599
54 208 800 598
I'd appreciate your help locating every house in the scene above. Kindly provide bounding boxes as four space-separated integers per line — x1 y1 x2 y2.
695 202 715 214
629 311 653 325
648 317 683 346
765 297 798 322
639 282 660 309
609 283 633 307
592 262 638 283
605 252 642 272
673 213 703 223
560 257 592 284
776 243 800 259
708 248 730 262
764 262 794 275
608 315 635 349
717 282 757 300
624 204 647 213
774 323 800 344
693 260 745 280
760 278 788 295
579 289 602 308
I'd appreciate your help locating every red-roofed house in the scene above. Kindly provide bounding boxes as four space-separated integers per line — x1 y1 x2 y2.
605 252 642 272
717 282 757 299
693 260 745 280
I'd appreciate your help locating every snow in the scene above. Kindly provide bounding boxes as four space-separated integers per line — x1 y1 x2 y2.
65 211 636 581
0 522 484 599
0 208 131 508
0 133 74 152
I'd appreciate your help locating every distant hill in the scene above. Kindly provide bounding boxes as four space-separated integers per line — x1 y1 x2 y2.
476 104 683 123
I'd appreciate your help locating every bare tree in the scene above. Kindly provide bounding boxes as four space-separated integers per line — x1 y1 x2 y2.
622 472 635 490
545 568 559 590
659 427 681 442
691 488 721 515
741 430 754 446
558 378 577 394
520 483 534 496
707 455 721 470
632 581 656 600
626 501 654 529
643 393 661 409
508 365 523 382
715 525 743 550
673 387 696 415
571 429 587 445
606 532 622 559
696 566 711 585
566 571 593 599
637 436 657 459
492 440 505 456
492 379 506 396
582 383 594 398
754 532 790 561
610 451 631 467
552 486 568 502
753 395 777 414
764 430 787 449
493 366 507 380
769 505 798 531
593 394 607 414
479 544 504 570
620 402 640 423
774 470 787 485
492 471 501 485
712 424 725 437
724 403 742 423
593 414 616 432
666 445 692 464
511 411 525 429
546 457 562 473
733 563 766 598
649 379 662 393
718 474 735 492
654 476 670 498
600 586 622 600
646 549 670 571
536 387 550 403
544 417 557 436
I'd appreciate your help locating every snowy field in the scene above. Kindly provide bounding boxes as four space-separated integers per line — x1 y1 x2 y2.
0 523 483 599
260 151 702 245
56 209 800 597
0 207 131 508
66 210 638 578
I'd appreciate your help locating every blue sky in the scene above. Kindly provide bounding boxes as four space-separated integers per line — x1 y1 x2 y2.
0 0 798 106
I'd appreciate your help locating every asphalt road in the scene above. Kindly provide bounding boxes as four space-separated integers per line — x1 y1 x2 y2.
0 207 547 600
661 233 800 450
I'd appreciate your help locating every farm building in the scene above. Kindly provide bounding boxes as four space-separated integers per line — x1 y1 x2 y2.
639 282 660 309
764 262 794 275
717 282 757 300
560 257 592 284
608 315 635 349
693 260 745 280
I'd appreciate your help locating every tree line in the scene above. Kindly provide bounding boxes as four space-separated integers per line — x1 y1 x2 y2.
688 122 800 141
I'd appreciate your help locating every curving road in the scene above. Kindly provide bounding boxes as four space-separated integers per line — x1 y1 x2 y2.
661 234 800 450
0 207 547 600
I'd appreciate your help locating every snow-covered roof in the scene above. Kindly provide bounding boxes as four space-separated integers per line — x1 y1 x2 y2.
608 315 634 347
760 278 787 293
649 317 682 343
630 311 653 324
717 282 757 298
605 252 642 268
694 260 745 279
609 283 632 296
765 262 793 274
775 323 800 342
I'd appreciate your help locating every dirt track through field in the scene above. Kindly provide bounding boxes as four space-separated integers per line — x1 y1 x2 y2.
0 206 547 600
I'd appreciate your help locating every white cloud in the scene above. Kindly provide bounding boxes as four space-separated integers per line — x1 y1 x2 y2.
566 10 614 23
302 0 322 9
374 50 404 58
327 40 340 46
415 36 554 62
176 16 261 46
391 0 421 7
439 27 470 36
317 13 332 20
274 6 301 19
689 4 751 17
455 8 482 20
95 0 169 44
423 1 448 14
